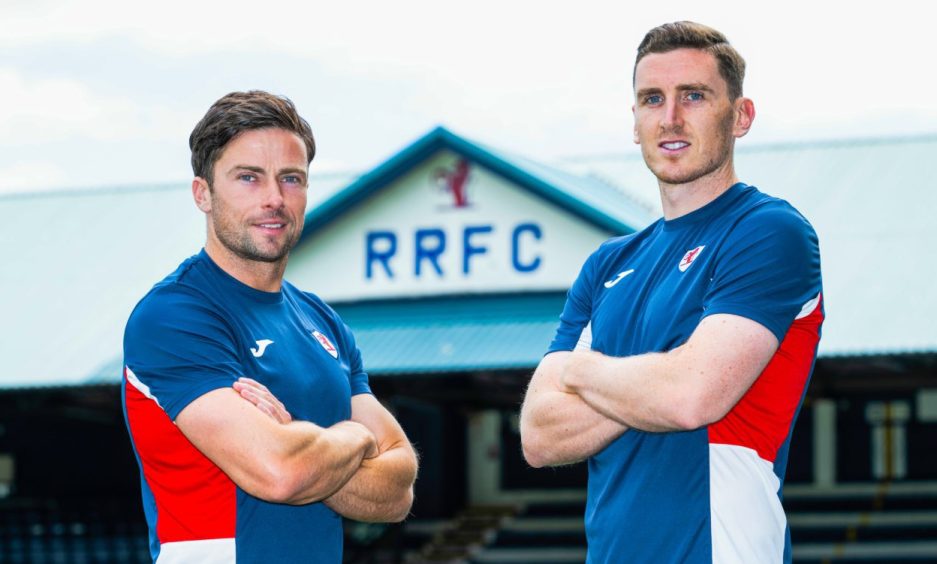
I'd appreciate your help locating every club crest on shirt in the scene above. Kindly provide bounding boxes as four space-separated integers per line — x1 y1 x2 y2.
312 330 339 359
678 245 706 272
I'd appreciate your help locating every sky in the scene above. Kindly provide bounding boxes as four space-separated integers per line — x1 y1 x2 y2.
1 0 934 194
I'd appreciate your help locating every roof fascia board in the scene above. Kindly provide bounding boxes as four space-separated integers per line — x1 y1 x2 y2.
300 126 635 239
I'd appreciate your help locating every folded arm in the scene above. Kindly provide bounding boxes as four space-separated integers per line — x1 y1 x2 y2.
234 379 417 522
519 351 629 468
562 313 779 432
322 394 418 522
175 383 377 505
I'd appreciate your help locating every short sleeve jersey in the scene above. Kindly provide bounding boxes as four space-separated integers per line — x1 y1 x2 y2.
122 250 371 563
549 183 824 564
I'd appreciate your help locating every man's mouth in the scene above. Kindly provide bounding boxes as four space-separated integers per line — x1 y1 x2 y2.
660 141 689 151
253 219 289 234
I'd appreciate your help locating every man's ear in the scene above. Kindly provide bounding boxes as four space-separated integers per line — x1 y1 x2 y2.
192 177 212 213
632 104 639 145
733 97 756 139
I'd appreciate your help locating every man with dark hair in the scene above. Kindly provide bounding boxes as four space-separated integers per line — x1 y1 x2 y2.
123 90 418 563
521 22 823 564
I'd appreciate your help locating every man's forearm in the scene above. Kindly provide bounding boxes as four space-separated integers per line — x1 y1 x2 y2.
322 443 417 522
563 315 779 432
562 349 681 432
273 419 377 505
176 388 378 506
229 380 414 512
520 352 628 468
521 388 627 467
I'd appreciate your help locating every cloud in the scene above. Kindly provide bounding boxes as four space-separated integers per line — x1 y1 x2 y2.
0 0 934 194
0 68 190 147
0 159 68 193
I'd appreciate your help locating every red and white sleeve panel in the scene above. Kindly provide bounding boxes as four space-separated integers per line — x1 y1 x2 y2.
124 367 237 563
707 292 824 564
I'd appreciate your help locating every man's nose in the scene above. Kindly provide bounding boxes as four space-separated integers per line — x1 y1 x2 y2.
261 178 285 209
661 98 684 131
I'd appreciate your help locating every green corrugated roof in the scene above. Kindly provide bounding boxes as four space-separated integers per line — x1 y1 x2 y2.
0 172 359 389
334 293 566 375
475 142 654 231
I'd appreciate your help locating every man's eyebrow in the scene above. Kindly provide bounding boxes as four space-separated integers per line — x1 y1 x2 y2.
635 87 663 99
677 83 715 93
636 83 716 99
277 167 307 177
227 165 265 175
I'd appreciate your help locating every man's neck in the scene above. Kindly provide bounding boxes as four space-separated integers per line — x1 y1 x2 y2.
658 163 739 221
204 240 287 293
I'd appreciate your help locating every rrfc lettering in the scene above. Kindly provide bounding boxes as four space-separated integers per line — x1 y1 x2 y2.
365 223 542 279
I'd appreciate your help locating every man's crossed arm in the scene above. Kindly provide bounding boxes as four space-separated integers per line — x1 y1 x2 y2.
175 379 417 522
519 351 628 468
520 313 779 467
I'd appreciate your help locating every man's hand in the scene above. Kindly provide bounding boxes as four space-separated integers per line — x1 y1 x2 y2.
233 377 292 424
236 378 379 461
231 376 415 520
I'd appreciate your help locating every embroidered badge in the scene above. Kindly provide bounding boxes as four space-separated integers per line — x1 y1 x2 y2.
678 245 706 272
312 331 338 359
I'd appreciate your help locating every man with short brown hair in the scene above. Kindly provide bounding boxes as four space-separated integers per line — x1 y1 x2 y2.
123 90 417 563
521 22 823 564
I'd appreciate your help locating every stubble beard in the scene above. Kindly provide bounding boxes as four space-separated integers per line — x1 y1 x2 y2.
210 200 300 265
647 108 736 186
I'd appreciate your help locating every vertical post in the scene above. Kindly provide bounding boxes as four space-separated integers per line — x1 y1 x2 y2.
866 400 910 480
813 399 836 487
0 454 13 498
467 410 501 504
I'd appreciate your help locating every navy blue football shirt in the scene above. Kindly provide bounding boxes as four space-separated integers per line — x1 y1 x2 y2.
123 250 371 563
549 183 824 564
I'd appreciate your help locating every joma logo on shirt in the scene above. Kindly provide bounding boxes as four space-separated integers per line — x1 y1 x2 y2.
250 339 274 358
604 269 635 288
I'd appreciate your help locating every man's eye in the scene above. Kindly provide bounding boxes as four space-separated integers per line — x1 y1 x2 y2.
686 92 704 102
238 174 256 182
283 175 303 185
645 94 663 105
